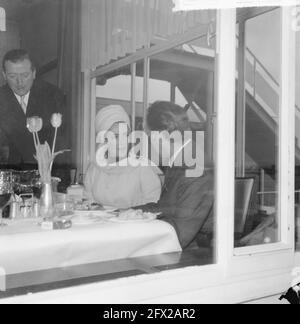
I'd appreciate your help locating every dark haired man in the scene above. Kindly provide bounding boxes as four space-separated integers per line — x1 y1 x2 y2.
135 101 214 250
0 49 68 169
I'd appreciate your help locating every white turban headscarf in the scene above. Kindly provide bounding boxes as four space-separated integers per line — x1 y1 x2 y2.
95 105 131 143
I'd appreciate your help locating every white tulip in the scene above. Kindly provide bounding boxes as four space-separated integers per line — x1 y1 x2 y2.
51 113 62 128
26 116 43 133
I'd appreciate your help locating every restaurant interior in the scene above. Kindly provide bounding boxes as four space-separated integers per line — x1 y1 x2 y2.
0 0 298 304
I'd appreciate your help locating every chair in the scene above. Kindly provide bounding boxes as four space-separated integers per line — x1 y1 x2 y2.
195 176 259 249
234 177 259 242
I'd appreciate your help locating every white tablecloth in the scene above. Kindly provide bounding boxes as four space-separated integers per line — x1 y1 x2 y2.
0 217 181 275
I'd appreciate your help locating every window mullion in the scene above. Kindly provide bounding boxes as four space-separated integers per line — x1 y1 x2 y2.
279 6 296 246
131 63 137 130
143 57 150 130
215 9 237 271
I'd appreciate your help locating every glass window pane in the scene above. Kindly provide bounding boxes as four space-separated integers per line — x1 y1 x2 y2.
87 10 217 285
96 65 131 113
134 61 145 130
296 7 300 251
147 32 216 264
96 62 144 132
235 9 281 248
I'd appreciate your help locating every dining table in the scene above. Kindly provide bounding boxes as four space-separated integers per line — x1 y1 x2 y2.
0 213 182 276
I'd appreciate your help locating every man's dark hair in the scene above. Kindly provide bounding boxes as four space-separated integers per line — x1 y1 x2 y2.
147 101 191 133
2 49 35 72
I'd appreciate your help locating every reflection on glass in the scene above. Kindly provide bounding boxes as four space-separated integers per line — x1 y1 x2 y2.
94 11 217 264
148 34 216 263
96 62 144 131
96 65 131 124
149 37 215 168
235 9 281 247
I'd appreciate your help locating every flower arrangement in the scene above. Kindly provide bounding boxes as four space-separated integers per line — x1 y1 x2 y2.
26 113 69 184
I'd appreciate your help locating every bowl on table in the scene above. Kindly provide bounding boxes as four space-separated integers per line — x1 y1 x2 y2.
12 170 61 198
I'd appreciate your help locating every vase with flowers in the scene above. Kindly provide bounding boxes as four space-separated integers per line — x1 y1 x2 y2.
27 113 69 220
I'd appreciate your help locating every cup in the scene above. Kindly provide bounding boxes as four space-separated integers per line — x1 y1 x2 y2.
54 193 75 217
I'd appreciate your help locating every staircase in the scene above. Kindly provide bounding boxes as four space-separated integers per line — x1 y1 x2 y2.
243 45 300 166
172 39 298 205
175 39 300 174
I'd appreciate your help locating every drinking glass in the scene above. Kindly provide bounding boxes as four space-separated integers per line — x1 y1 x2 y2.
0 170 13 227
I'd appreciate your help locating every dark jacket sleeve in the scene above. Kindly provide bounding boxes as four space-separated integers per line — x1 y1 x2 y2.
160 173 214 249
0 127 9 165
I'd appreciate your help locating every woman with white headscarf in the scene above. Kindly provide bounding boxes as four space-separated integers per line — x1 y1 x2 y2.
84 105 161 209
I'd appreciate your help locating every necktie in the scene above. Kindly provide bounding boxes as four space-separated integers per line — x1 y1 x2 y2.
20 96 27 114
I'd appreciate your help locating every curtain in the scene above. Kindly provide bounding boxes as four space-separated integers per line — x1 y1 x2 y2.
81 0 215 70
58 0 82 168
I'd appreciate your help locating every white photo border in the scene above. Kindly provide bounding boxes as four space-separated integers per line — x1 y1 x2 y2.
172 0 300 11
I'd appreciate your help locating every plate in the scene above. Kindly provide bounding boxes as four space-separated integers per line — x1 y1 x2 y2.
74 204 117 213
72 210 116 225
71 216 104 225
73 209 116 217
102 206 118 212
107 211 158 223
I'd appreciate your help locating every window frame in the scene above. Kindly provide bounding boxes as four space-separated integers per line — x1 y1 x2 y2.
76 7 297 304
233 7 296 258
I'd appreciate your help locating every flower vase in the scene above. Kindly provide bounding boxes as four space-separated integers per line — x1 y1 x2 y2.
40 182 55 220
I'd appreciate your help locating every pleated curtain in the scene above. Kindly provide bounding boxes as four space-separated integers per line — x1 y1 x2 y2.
58 0 82 166
81 0 215 70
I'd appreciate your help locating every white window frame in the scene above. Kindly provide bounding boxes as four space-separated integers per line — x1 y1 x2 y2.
233 6 296 258
12 6 295 304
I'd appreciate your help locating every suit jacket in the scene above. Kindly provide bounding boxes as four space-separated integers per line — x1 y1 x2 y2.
158 167 214 249
136 167 214 249
0 79 68 168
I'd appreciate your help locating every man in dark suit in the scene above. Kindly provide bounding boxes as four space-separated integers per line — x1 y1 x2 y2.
0 49 69 169
133 101 214 250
